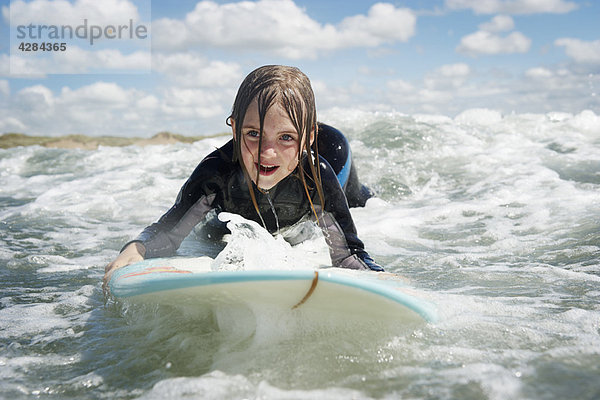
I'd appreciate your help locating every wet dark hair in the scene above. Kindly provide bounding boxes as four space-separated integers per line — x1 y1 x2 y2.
227 65 324 224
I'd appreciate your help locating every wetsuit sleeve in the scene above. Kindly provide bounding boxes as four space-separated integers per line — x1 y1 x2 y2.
315 158 384 272
125 146 229 258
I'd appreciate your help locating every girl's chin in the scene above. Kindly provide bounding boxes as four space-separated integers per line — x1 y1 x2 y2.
255 180 277 190
252 176 279 190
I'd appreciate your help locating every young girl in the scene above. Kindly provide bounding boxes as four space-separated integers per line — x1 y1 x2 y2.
104 65 383 284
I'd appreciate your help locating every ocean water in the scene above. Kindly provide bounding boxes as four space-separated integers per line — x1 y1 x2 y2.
1 109 599 399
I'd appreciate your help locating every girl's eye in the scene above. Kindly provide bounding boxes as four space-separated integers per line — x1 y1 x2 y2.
246 130 260 138
281 134 296 142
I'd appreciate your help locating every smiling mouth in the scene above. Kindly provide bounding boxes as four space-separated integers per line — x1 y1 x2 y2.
257 163 279 176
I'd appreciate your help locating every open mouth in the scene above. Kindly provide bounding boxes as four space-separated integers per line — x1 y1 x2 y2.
257 163 279 176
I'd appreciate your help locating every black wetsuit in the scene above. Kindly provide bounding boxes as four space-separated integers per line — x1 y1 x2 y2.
128 124 383 271
317 124 374 208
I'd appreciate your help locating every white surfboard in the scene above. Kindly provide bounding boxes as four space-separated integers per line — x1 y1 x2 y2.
108 257 437 324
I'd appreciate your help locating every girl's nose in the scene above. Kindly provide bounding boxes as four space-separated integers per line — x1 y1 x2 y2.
260 139 277 157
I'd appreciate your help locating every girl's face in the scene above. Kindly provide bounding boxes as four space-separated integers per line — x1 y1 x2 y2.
235 98 306 190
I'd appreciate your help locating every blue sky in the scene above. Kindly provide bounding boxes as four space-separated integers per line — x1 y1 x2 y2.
1 0 598 137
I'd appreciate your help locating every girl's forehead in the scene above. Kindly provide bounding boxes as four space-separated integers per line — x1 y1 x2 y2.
243 100 294 125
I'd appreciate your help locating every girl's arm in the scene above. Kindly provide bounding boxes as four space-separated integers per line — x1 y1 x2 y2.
316 158 384 271
115 143 233 258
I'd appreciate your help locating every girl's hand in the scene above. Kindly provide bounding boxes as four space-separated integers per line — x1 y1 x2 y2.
103 242 146 293
360 255 385 272
340 254 385 271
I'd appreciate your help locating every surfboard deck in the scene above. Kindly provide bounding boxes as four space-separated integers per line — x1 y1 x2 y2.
108 257 437 324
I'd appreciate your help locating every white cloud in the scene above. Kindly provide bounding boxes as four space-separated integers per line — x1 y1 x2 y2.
0 117 27 132
417 88 453 104
8 83 137 134
3 62 597 138
382 66 473 112
510 66 600 114
2 1 595 137
161 87 226 119
338 3 416 43
4 0 151 76
0 80 233 137
59 82 130 106
380 64 600 116
16 85 54 109
555 38 600 64
526 67 553 79
7 46 151 75
0 80 9 97
457 30 531 55
5 0 150 76
479 15 514 32
311 79 370 111
424 63 471 90
437 63 471 77
135 94 160 111
152 0 416 59
445 0 578 15
456 14 530 56
378 59 600 116
4 0 141 25
57 47 151 72
387 79 415 94
91 50 151 71
152 53 242 88
3 52 48 77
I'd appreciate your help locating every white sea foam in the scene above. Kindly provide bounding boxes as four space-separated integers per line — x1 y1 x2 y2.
139 370 369 400
212 212 330 271
454 108 503 125
1 110 599 399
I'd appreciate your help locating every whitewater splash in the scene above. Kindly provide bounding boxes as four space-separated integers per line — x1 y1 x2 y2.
210 212 330 271
1 109 599 399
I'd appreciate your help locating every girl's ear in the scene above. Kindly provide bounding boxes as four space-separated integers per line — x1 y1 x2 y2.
309 128 315 146
230 118 237 141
